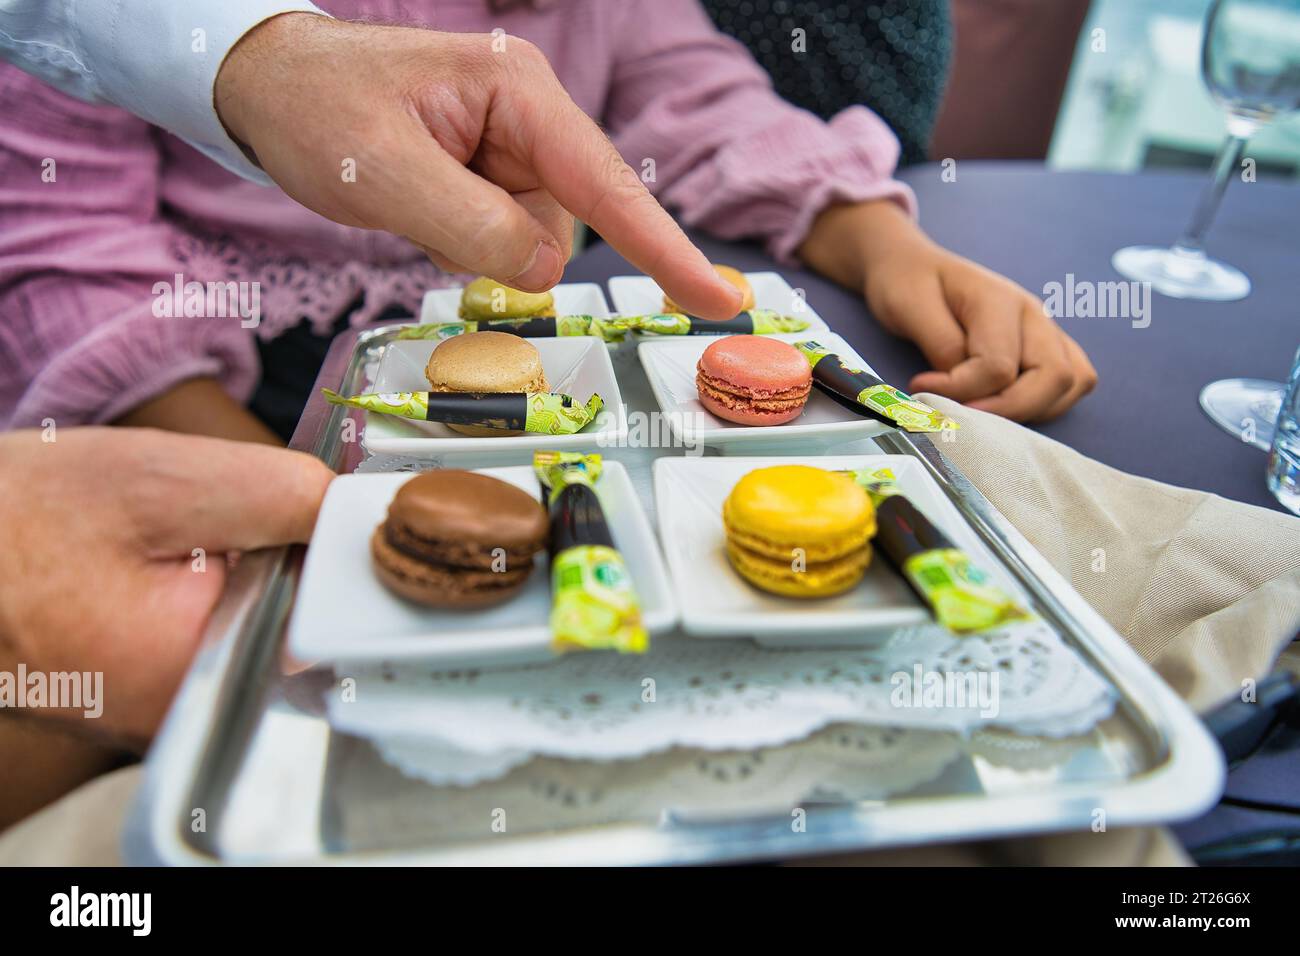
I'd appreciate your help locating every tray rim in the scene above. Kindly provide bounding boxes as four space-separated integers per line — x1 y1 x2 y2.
123 321 1225 866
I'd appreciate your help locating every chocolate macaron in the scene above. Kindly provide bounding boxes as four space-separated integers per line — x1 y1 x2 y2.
696 335 812 426
371 470 548 609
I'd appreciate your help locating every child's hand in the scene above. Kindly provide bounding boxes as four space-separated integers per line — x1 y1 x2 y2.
866 235 1097 423
801 201 1097 422
112 378 283 445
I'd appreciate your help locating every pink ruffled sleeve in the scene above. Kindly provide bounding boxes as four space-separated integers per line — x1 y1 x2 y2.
603 0 917 264
0 66 258 430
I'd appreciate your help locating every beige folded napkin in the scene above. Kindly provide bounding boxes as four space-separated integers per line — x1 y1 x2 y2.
4 397 1297 866
919 394 1300 715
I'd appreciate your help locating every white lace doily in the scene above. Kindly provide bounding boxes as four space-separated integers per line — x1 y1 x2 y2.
328 623 1114 785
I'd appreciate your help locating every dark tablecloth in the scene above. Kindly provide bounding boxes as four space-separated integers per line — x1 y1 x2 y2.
566 162 1300 512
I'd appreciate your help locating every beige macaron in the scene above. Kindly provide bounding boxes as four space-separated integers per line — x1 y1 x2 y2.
424 331 549 437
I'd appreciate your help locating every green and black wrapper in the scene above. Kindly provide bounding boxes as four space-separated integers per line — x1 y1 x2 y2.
392 309 811 343
533 451 648 654
795 341 958 434
395 315 625 342
839 466 1029 634
321 388 602 435
628 309 810 336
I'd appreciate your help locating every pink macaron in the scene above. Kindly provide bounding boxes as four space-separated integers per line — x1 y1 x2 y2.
696 335 813 426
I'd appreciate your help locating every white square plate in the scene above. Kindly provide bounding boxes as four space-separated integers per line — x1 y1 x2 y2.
637 331 890 448
288 463 676 666
419 282 611 324
362 336 627 458
607 271 828 333
654 454 1026 644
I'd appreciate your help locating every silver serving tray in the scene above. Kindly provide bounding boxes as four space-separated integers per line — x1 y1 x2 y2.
123 323 1224 865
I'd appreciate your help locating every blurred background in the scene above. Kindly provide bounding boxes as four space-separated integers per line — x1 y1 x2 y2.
1051 0 1300 175
707 0 1300 174
706 0 1300 174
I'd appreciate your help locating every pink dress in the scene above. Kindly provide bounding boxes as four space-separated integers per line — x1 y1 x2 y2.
0 0 912 429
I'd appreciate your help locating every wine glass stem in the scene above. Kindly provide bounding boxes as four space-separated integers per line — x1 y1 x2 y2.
1175 133 1249 254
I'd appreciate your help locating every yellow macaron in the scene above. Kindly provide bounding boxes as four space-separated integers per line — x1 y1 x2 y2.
722 465 875 598
724 538 872 598
459 276 556 321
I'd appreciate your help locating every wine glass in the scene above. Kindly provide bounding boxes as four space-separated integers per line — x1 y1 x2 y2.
1134 0 1300 454
1266 347 1300 513
1113 0 1300 301
1199 376 1285 450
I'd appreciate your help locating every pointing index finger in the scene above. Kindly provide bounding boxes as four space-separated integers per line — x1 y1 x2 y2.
525 96 742 319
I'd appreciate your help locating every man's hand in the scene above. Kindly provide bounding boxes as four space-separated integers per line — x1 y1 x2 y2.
215 13 742 319
0 428 334 746
800 201 1097 422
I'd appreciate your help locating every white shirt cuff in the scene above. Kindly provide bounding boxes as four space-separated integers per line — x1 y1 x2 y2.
74 0 329 184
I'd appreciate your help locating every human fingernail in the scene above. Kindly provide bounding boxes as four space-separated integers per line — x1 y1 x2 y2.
511 242 562 291
715 276 743 306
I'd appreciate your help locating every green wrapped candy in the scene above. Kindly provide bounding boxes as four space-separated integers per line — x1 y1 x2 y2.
624 309 811 336
796 341 958 434
321 388 603 435
533 451 647 654
394 315 628 343
840 466 1029 633
389 309 809 342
